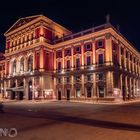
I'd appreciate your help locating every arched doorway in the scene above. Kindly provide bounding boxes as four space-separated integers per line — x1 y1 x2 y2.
11 82 16 100
18 82 24 100
28 81 32 100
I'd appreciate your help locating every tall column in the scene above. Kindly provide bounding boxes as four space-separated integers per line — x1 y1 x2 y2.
15 79 18 99
123 48 126 70
81 74 84 97
136 79 139 97
23 78 26 99
54 50 56 71
106 71 113 97
81 43 84 69
62 49 64 69
128 77 131 99
120 74 123 98
92 41 96 65
53 77 56 99
16 59 20 74
24 56 28 72
62 76 65 99
40 47 44 71
24 78 29 100
71 46 74 70
118 44 121 68
71 75 74 98
105 34 112 65
93 73 96 98
33 50 36 71
125 76 128 100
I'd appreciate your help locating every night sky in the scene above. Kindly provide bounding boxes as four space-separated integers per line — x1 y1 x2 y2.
0 0 140 52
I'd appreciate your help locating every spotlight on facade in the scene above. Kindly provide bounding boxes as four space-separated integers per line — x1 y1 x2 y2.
113 88 120 97
90 66 94 70
61 70 64 74
30 72 33 75
29 85 32 89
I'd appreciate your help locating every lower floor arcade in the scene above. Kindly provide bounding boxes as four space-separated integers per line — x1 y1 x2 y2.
0 71 140 102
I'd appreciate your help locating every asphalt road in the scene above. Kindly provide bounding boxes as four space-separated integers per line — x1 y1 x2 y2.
0 101 140 140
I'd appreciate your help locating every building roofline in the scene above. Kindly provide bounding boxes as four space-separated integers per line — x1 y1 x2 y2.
53 23 140 54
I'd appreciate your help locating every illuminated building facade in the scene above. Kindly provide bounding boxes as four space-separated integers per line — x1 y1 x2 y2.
0 15 140 102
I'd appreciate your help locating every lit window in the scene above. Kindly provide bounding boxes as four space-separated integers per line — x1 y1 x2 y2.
13 60 16 73
28 55 33 72
20 57 24 72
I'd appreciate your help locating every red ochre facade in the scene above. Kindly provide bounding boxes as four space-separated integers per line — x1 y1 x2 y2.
0 15 140 102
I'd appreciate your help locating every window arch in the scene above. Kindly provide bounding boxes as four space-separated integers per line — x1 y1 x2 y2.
13 59 16 73
28 55 33 71
20 57 24 72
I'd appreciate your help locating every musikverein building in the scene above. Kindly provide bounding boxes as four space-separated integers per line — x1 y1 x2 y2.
0 15 140 102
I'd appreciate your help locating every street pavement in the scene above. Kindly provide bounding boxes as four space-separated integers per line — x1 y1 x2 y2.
0 101 140 140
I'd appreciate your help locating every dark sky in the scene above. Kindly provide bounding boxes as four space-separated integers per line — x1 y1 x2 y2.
0 0 140 52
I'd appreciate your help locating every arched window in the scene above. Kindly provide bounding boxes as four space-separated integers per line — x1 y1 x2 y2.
28 55 33 71
13 60 16 73
20 57 24 72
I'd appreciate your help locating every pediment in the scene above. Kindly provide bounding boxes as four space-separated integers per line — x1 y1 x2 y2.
5 15 42 35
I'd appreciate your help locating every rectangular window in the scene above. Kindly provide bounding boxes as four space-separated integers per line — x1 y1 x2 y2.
56 51 62 58
58 62 61 70
75 76 81 82
98 54 103 64
66 60 70 69
87 75 91 81
58 78 61 84
87 56 91 65
112 43 117 51
97 40 104 48
76 58 80 68
98 73 104 80
84 43 92 52
67 77 70 83
76 47 80 52
65 49 71 56
113 54 117 64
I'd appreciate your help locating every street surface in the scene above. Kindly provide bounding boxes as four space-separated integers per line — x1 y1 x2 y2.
0 101 140 140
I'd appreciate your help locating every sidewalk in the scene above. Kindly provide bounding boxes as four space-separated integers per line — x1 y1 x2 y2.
1 98 140 105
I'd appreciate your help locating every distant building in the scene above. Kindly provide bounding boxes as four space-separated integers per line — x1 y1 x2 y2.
0 15 140 102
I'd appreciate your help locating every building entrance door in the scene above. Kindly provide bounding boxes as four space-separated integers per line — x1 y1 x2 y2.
11 82 16 100
28 81 32 100
67 90 70 100
58 91 61 100
98 86 104 97
18 82 24 100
